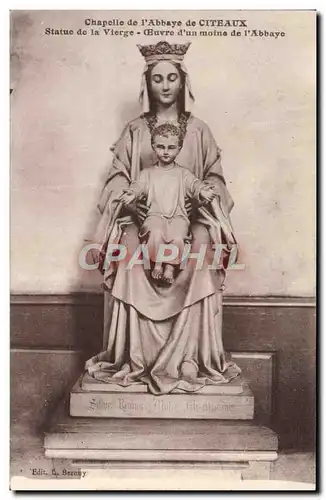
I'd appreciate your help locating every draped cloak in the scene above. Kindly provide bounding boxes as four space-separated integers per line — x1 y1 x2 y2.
85 114 241 395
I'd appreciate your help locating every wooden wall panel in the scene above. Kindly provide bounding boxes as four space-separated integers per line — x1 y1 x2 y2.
10 294 316 451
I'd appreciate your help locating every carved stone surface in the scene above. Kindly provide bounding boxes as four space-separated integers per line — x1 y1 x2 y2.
70 376 254 419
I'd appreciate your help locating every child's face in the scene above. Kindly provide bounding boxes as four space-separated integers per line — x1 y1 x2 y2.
152 134 181 165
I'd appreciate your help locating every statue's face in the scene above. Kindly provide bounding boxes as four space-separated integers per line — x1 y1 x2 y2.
152 133 180 165
150 61 182 106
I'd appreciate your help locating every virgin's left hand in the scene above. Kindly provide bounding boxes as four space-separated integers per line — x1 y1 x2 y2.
185 197 192 217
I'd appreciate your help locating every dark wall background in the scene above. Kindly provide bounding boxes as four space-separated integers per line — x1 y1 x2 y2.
10 294 316 451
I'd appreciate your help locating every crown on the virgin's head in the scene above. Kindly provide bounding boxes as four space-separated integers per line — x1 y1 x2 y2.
137 41 191 63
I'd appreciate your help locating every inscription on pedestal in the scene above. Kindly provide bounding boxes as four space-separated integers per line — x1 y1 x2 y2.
88 397 237 415
70 380 254 420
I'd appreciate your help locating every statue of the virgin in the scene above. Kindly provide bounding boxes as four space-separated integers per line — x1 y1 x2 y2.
85 41 241 395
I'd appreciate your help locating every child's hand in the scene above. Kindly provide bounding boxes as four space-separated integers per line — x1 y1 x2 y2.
119 189 136 205
200 185 219 204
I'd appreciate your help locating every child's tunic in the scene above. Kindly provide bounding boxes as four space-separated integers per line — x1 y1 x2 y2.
129 163 204 263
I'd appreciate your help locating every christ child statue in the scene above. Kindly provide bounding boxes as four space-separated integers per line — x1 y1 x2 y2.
119 123 218 284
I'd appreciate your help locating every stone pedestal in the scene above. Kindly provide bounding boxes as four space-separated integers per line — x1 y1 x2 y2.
44 398 278 480
70 374 254 419
43 353 279 481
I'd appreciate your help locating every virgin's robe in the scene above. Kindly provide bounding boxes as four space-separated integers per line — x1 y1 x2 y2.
85 114 241 395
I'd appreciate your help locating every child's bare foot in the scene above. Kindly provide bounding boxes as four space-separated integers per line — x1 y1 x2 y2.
163 264 175 285
152 264 163 281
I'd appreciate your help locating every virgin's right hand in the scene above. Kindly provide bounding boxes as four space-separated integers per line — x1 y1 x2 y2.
123 198 148 224
136 201 148 224
119 190 136 205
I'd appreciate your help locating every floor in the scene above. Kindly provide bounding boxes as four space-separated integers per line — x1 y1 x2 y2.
271 452 315 484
